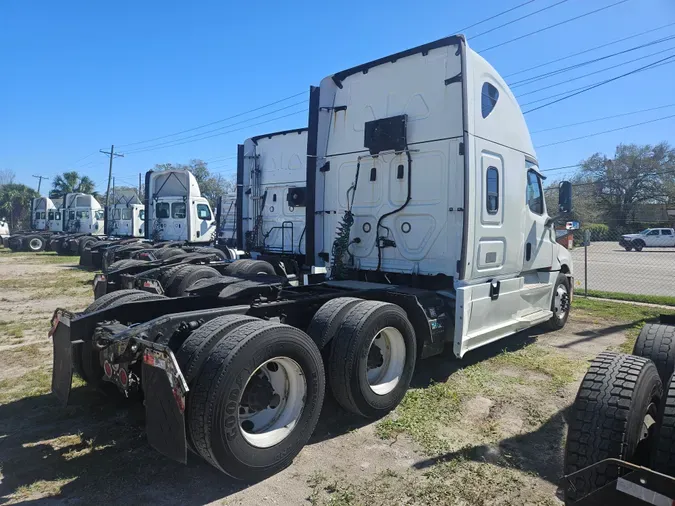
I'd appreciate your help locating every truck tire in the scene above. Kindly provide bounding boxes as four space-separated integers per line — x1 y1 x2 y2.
171 265 220 297
542 273 571 331
633 239 645 252
8 236 23 251
651 373 675 475
328 300 417 418
175 315 258 385
563 352 662 503
192 247 227 261
633 323 675 385
77 290 168 385
25 235 45 252
160 264 194 293
307 297 363 349
78 236 98 255
227 259 276 276
154 247 184 261
157 264 189 288
188 320 325 480
624 245 633 252
106 258 148 273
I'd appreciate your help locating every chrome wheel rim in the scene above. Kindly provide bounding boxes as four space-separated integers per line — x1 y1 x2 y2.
554 285 570 320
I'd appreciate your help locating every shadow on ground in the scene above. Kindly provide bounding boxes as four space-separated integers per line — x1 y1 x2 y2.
0 325 583 505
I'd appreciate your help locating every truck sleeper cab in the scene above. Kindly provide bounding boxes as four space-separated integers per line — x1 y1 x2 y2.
238 128 308 262
145 169 216 244
49 35 573 481
6 197 64 252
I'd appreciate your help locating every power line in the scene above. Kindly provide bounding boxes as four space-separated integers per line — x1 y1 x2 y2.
516 45 675 98
477 0 630 53
510 34 675 88
523 53 675 114
503 21 675 78
535 113 675 148
123 109 308 155
454 0 537 33
521 58 675 108
541 163 582 173
531 104 675 133
116 90 307 149
470 0 569 40
123 100 307 154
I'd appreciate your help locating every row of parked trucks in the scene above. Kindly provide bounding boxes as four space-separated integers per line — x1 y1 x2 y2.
7 34 669 504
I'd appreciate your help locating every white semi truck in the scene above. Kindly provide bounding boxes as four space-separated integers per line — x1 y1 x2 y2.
238 128 308 262
50 35 573 481
145 169 216 244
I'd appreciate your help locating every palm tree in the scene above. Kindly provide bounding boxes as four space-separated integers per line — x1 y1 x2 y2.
50 171 96 198
0 183 39 229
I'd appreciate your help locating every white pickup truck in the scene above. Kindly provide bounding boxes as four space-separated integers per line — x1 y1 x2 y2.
620 228 675 251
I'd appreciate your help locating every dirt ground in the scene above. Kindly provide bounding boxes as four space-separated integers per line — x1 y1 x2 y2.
0 248 669 506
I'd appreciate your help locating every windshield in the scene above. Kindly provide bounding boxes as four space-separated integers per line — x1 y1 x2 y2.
95 210 104 220
640 229 650 235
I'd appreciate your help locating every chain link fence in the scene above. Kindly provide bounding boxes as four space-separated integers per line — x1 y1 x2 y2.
567 223 675 298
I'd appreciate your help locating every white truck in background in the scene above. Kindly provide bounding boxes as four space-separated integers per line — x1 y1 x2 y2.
238 128 308 263
144 169 216 244
620 227 675 251
49 35 574 481
107 189 145 238
0 217 9 243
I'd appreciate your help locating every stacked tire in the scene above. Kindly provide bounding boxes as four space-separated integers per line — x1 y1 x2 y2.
563 322 675 503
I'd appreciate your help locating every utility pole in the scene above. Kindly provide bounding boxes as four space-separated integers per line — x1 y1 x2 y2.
100 145 124 208
138 173 142 196
32 175 49 194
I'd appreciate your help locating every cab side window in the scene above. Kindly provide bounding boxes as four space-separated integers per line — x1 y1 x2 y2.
156 203 170 218
647 230 660 236
526 170 544 215
662 229 672 236
197 204 211 220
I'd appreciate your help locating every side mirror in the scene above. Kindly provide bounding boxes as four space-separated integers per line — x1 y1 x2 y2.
558 181 572 214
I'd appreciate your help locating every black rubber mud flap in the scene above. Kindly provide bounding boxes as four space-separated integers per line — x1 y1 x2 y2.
51 319 73 406
142 357 187 464
93 274 107 299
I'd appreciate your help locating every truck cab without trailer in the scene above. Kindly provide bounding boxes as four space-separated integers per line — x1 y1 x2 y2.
239 129 308 270
6 197 64 252
49 35 573 480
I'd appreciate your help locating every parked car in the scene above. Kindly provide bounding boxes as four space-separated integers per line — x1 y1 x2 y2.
619 228 675 251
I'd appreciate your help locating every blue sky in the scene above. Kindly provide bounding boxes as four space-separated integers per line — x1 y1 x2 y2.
1 0 674 194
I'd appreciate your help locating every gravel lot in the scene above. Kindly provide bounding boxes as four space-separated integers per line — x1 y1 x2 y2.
571 242 675 296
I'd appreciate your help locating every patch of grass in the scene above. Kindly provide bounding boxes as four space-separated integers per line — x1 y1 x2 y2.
573 297 675 322
306 461 557 506
0 368 84 405
491 345 584 389
377 343 585 455
584 290 675 307
0 319 50 340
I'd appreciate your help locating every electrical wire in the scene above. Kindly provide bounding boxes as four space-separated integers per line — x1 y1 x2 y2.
477 0 630 53
504 21 675 78
511 34 675 88
122 109 308 155
541 163 582 173
123 100 308 154
517 45 675 98
535 113 675 148
454 0 537 33
531 104 675 133
116 90 307 148
469 0 569 40
523 54 675 113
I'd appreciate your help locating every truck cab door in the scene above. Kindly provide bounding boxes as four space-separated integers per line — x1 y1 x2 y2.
645 229 660 247
522 167 554 271
662 228 675 246
195 203 215 243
